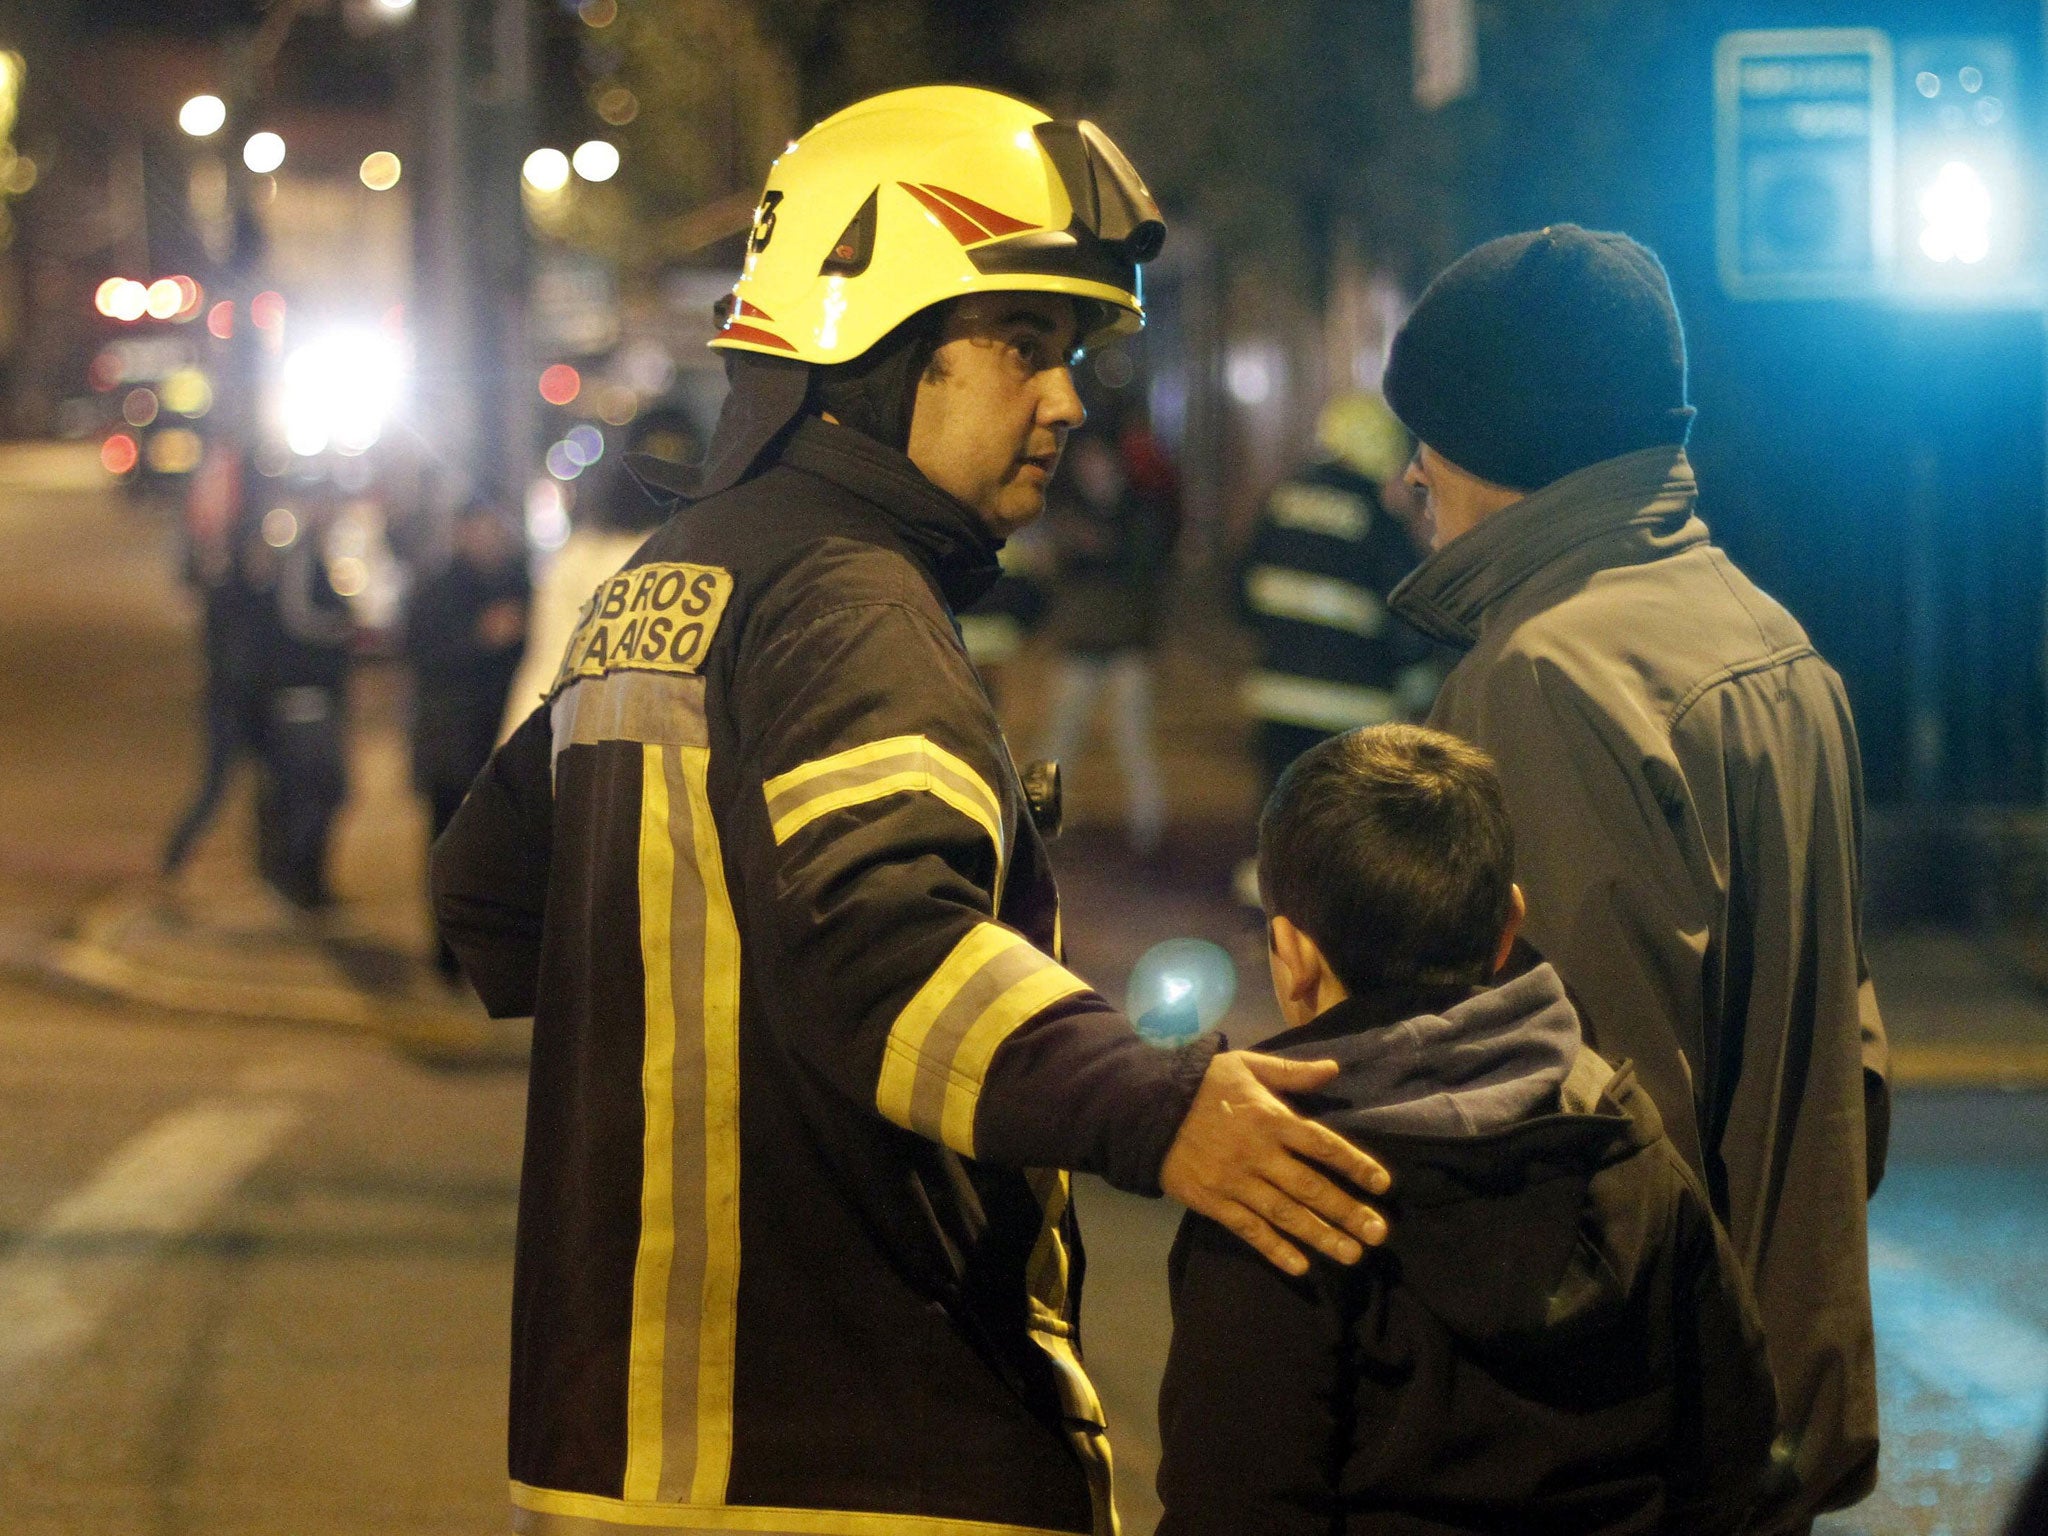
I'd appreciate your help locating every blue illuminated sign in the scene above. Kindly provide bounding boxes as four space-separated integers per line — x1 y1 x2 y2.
1715 29 1895 300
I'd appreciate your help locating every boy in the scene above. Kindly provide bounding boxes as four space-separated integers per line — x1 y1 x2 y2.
1157 724 1779 1535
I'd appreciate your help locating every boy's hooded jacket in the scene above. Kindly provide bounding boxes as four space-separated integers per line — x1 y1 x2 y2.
1157 964 1779 1536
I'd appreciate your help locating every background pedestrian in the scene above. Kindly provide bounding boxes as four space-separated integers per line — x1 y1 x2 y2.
1033 426 1180 857
405 498 530 980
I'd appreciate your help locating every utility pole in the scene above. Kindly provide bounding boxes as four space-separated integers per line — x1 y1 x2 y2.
410 0 533 524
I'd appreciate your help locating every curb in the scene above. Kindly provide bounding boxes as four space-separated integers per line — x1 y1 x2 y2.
5 893 529 1069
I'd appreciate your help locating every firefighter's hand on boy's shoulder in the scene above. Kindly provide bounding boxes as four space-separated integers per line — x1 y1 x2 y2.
1160 1050 1391 1278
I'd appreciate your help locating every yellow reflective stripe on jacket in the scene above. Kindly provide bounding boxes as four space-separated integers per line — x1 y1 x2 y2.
627 741 743 1506
877 923 1089 1157
1024 1168 1072 1316
511 1480 1092 1535
761 734 1003 864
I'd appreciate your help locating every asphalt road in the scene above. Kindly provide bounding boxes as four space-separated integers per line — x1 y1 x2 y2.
0 448 2043 1535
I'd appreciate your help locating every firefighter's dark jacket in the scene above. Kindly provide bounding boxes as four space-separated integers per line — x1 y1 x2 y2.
433 416 1216 1536
1158 969 1778 1536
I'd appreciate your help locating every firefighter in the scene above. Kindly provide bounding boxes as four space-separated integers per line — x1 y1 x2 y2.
433 86 1388 1536
1238 390 1443 794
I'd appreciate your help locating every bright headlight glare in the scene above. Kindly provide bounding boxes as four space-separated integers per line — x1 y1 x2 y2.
1918 160 1993 265
279 329 406 457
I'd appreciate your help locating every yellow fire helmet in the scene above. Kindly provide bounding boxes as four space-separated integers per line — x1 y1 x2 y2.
714 85 1166 365
1316 390 1412 484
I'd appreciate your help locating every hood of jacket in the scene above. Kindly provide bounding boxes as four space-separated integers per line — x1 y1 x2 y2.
1267 963 1666 1348
1388 443 1706 652
1268 963 1581 1138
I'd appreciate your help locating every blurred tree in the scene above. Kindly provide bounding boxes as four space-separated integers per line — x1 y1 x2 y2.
1451 0 1685 246
530 0 798 268
535 0 1041 271
758 0 1038 121
1021 0 1461 299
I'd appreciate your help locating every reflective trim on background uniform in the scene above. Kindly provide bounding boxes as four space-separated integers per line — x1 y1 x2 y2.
1238 671 1400 733
1243 565 1386 637
625 736 744 1506
877 923 1089 1156
762 734 1005 889
1264 480 1372 540
510 1481 1092 1536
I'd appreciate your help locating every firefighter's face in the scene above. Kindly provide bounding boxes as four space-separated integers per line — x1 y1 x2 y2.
908 294 1087 538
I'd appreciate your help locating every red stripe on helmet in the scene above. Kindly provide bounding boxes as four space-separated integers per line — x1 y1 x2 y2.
922 185 1036 239
720 322 798 352
898 181 991 245
733 298 775 322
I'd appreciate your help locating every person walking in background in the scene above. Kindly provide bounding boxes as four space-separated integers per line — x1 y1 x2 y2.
1233 390 1442 901
499 407 699 740
161 438 269 877
251 491 356 912
1033 426 1179 857
1384 224 1887 1533
404 499 530 981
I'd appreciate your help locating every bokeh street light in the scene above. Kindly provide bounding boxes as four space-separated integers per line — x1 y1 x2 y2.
243 132 286 174
572 140 620 182
537 363 580 405
359 151 402 191
178 94 226 137
522 147 571 193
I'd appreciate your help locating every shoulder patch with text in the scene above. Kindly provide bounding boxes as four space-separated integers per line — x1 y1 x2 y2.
552 562 735 693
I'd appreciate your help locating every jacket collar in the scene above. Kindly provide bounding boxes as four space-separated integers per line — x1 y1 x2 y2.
777 415 1003 613
1388 444 1704 651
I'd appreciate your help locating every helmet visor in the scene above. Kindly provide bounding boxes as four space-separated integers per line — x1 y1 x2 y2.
965 118 1165 316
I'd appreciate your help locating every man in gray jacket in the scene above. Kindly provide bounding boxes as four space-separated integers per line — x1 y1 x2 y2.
1382 225 1889 1533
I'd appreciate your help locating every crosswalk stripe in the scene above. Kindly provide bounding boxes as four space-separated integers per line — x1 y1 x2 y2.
0 1095 303 1437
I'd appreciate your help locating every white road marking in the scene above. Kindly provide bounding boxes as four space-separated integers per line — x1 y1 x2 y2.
1868 1236 2048 1440
0 1095 304 1437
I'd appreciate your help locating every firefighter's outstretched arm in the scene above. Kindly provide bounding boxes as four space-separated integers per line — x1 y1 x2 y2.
743 583 1387 1271
1163 1051 1388 1275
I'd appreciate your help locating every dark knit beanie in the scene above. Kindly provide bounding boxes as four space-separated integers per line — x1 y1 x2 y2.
1383 224 1695 491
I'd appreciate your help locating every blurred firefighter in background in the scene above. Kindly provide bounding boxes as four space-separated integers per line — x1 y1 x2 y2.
433 85 1389 1536
1033 424 1180 857
403 498 530 981
1234 389 1442 900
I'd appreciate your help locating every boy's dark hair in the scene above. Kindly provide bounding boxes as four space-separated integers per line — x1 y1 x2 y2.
1258 724 1515 993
